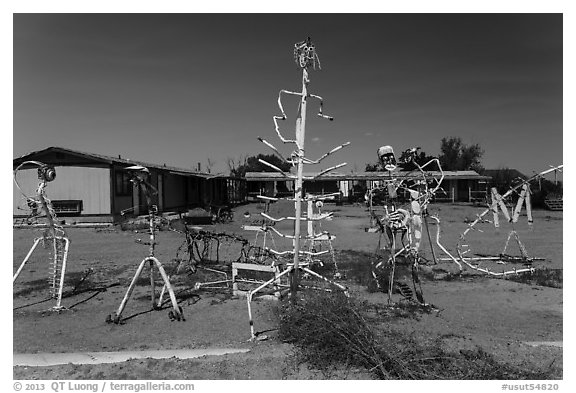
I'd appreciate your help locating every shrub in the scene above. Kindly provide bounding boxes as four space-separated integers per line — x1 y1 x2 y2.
277 290 558 379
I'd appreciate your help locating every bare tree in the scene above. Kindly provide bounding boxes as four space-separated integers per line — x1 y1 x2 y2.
227 155 247 177
206 158 215 174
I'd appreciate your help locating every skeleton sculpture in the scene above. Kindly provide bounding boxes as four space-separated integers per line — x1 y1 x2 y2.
13 161 70 311
434 165 563 276
245 37 350 339
368 147 444 304
106 165 184 323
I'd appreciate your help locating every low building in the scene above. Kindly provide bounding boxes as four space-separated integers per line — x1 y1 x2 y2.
13 146 245 222
245 170 491 203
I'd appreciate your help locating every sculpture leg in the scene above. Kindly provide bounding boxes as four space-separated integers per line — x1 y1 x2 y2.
150 257 184 321
157 282 167 308
423 214 438 264
149 259 157 310
247 292 255 339
111 257 149 323
388 234 396 304
300 267 348 296
53 237 70 310
246 266 293 339
13 238 42 283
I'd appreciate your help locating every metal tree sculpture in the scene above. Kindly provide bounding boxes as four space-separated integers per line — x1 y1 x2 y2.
13 161 70 311
246 37 350 339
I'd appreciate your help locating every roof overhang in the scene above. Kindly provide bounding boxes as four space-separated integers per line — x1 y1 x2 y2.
13 146 214 178
245 171 491 182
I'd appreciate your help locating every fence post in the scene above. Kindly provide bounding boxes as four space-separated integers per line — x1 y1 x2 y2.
232 265 239 296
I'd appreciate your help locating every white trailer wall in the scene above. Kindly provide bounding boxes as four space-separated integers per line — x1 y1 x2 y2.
13 166 111 216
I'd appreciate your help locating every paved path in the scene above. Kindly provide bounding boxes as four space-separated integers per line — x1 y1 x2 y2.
14 348 251 367
524 341 563 348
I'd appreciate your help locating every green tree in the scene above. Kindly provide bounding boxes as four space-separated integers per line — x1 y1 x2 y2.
438 137 484 172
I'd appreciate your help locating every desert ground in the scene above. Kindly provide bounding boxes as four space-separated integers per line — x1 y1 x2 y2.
13 201 563 379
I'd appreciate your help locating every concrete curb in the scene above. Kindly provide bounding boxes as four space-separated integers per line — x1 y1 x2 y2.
524 341 562 348
14 348 251 367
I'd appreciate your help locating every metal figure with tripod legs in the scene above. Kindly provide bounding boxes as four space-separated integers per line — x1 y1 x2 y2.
13 161 70 312
106 165 184 324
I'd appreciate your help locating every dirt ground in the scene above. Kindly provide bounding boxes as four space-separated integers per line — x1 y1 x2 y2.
13 202 563 379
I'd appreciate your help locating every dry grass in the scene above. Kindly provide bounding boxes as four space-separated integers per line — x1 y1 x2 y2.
277 290 558 379
504 268 562 288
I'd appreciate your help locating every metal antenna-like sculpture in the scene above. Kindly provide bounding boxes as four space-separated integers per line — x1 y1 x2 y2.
106 165 184 324
436 164 563 276
246 38 350 339
13 161 70 311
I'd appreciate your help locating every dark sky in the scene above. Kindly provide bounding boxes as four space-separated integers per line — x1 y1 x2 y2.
13 13 563 176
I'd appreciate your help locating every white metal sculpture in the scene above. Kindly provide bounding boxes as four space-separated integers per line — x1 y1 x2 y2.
241 200 278 264
13 161 70 311
303 196 342 279
246 37 350 339
435 165 563 276
106 165 184 323
367 147 444 304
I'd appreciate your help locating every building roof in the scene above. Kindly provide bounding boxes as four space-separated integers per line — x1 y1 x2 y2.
482 168 527 180
13 146 224 179
245 170 491 182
